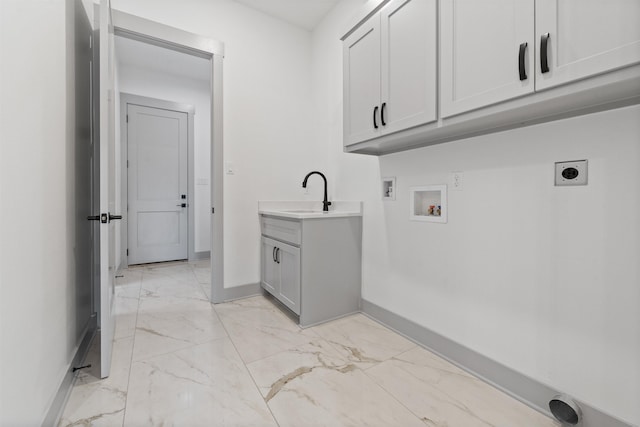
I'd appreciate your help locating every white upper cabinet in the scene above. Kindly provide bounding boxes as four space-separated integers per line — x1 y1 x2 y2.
342 0 640 154
343 0 437 146
343 18 382 145
535 0 640 90
440 0 535 118
380 0 437 134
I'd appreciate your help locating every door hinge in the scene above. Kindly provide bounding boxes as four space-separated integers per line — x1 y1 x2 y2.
126 114 129 123
127 160 129 168
126 249 129 256
211 207 215 214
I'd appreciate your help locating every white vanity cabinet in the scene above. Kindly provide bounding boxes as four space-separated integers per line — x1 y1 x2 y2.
262 236 301 315
343 0 437 146
260 213 362 327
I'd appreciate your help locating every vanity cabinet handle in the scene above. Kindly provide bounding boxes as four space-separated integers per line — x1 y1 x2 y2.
276 248 281 264
518 42 528 80
273 247 277 263
540 33 550 73
381 102 387 126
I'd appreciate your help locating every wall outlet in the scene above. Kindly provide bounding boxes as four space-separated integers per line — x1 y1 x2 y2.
555 160 587 186
450 172 463 191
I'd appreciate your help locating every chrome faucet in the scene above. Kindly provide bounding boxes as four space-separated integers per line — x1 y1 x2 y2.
302 171 332 212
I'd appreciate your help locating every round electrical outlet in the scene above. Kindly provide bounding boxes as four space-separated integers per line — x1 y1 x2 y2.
561 167 579 180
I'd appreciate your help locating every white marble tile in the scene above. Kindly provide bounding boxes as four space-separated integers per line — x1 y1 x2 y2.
213 294 275 318
191 261 211 285
246 339 424 427
124 337 278 427
246 339 348 398
311 314 416 369
61 264 559 427
115 268 143 288
132 296 227 361
58 336 134 427
114 285 140 340
365 346 560 427
140 266 206 301
216 296 318 364
200 283 212 300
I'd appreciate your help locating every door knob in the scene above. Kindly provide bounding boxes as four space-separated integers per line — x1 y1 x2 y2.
87 215 100 221
108 213 122 222
176 203 187 208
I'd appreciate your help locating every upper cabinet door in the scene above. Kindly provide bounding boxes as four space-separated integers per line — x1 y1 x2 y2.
380 0 437 133
343 16 382 146
536 0 640 90
440 0 535 118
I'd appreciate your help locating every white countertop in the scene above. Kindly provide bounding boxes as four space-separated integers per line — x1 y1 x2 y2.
258 200 363 219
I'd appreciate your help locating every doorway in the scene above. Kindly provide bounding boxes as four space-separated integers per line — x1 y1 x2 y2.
115 32 212 267
91 6 225 379
125 100 192 265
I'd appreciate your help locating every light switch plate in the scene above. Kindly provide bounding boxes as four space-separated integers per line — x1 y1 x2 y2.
224 162 235 175
450 172 463 191
555 160 587 186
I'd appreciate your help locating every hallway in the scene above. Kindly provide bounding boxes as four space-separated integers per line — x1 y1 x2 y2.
59 262 558 426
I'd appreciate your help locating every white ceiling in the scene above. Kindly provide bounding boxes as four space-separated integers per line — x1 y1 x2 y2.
233 0 342 31
115 36 210 82
115 0 345 78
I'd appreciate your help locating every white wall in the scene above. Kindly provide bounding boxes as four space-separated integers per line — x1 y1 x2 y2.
313 2 640 425
111 0 327 287
0 1 90 425
117 61 212 254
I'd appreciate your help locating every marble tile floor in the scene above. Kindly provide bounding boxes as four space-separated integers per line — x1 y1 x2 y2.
59 261 559 427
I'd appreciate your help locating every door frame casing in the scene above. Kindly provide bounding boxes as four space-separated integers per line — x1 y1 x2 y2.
111 10 224 301
120 93 202 266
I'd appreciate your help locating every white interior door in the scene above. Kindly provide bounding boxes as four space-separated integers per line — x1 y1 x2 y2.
98 0 117 379
127 104 188 265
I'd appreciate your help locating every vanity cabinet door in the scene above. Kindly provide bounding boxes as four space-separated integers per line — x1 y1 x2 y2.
440 0 535 117
277 242 301 315
261 237 279 295
535 0 640 90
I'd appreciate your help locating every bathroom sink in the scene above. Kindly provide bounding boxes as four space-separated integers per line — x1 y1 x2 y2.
257 201 363 219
